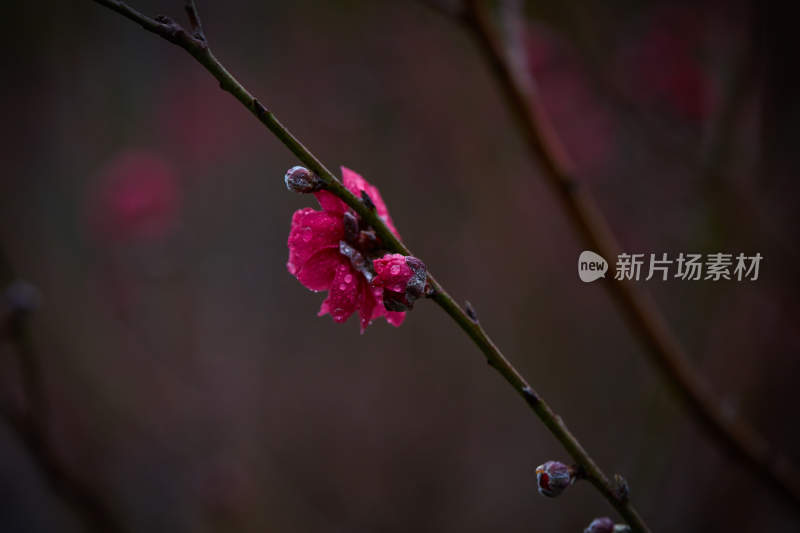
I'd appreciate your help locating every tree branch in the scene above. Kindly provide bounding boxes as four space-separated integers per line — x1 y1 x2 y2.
90 0 652 529
0 250 120 532
461 0 800 510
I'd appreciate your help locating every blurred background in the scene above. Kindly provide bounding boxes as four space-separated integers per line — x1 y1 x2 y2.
1 0 799 531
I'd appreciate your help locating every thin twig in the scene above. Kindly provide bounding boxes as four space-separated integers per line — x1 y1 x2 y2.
0 250 120 532
461 0 800 510
90 0 652 529
184 0 205 42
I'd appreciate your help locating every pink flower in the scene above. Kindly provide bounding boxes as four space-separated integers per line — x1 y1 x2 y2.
287 166 417 332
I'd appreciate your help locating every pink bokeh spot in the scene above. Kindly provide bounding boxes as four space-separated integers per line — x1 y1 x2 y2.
619 6 712 122
287 166 405 332
88 150 181 243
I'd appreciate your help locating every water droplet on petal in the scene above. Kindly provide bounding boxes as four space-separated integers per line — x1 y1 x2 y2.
301 226 312 242
390 265 400 275
344 274 353 283
339 283 347 291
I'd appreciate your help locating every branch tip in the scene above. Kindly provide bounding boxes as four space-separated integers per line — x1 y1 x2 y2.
184 0 206 42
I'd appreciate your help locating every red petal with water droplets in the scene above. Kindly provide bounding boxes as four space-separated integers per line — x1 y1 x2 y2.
318 263 361 323
296 246 342 292
372 253 414 293
287 208 343 275
313 190 347 214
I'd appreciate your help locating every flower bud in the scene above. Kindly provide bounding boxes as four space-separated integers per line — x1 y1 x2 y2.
284 166 321 193
342 211 360 243
613 473 629 502
404 256 427 302
584 517 614 533
3 280 41 314
372 254 427 311
584 518 631 533
535 460 575 497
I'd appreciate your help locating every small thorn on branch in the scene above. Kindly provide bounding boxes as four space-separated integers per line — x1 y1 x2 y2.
253 98 268 122
614 474 630 502
465 301 478 322
521 385 539 406
360 190 375 210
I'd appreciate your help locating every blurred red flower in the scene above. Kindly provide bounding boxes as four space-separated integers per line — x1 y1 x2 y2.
620 6 712 121
524 25 616 172
88 150 181 243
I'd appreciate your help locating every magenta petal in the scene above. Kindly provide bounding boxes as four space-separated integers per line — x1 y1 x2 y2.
296 247 341 291
385 310 406 327
372 253 414 292
358 283 406 330
287 208 344 274
358 278 380 333
340 166 400 237
313 190 347 214
318 263 361 323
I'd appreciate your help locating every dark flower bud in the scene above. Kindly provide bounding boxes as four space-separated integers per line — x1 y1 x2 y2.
357 229 379 251
3 280 41 315
339 241 373 282
284 166 321 193
535 460 575 497
383 290 410 312
404 256 427 302
584 517 614 533
342 212 360 243
613 474 629 502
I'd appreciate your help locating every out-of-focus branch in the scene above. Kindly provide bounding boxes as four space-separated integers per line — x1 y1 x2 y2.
461 0 800 510
0 250 120 532
89 1 651 530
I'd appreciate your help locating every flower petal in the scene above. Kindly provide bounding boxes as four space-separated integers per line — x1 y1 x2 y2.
318 262 361 323
358 283 406 331
358 277 377 334
313 190 347 214
287 208 343 274
341 166 400 237
372 253 414 292
295 246 341 291
385 310 406 327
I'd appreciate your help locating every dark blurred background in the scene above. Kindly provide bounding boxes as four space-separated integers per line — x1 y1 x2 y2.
1 0 799 531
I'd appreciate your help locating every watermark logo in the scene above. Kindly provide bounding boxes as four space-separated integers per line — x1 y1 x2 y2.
578 251 762 282
578 251 608 282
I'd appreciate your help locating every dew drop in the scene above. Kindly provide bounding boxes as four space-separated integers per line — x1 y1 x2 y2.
301 227 312 242
344 274 353 283
390 265 400 275
339 283 347 291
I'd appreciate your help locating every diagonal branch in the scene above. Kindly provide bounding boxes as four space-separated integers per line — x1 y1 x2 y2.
461 0 800 510
90 0 652 530
0 250 121 532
